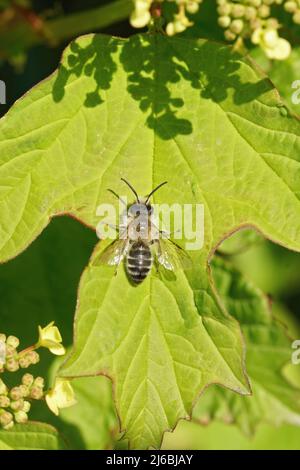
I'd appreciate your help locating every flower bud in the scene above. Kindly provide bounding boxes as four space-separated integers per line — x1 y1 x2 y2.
250 0 262 6
130 10 151 28
6 336 19 349
34 377 44 389
0 411 13 428
22 373 34 387
5 345 16 358
0 396 10 408
217 2 231 15
284 1 298 12
10 399 24 411
19 356 31 368
23 401 31 413
5 358 19 372
230 19 244 34
3 421 14 431
218 15 231 28
258 4 270 17
27 351 40 365
30 386 44 400
19 384 30 397
186 1 200 14
0 379 7 396
266 18 279 28
10 387 23 401
245 6 257 19
224 29 237 41
293 11 300 23
232 4 245 18
14 410 28 424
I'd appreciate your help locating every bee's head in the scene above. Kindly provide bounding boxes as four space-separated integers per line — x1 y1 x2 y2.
128 202 152 218
119 178 168 215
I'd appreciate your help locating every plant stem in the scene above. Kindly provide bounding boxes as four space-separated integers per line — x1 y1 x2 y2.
0 0 133 60
46 0 132 43
18 345 36 357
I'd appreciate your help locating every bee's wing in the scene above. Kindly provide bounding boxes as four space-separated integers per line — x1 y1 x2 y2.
156 238 192 271
92 239 129 266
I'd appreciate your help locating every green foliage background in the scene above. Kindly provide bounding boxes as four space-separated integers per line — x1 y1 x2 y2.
1 0 300 450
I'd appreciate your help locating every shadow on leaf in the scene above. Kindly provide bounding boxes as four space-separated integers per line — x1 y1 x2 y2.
52 33 272 139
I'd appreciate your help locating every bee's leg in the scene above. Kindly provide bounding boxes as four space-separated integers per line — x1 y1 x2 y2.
100 222 119 231
154 257 160 274
159 229 180 237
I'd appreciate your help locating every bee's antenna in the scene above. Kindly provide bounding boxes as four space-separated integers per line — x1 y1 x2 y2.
145 181 168 204
121 178 140 203
107 188 127 207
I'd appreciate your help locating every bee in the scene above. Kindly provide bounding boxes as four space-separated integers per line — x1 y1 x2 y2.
95 178 191 284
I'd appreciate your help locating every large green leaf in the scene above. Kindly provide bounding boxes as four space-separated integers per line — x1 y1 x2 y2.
1 33 300 448
193 257 300 435
0 422 66 450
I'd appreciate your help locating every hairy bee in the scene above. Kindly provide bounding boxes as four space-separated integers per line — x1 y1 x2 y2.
95 178 190 284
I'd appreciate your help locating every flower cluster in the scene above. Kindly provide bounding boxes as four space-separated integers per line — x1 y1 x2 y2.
216 0 291 59
130 0 203 33
0 374 44 430
284 0 300 24
0 322 75 431
0 334 39 372
129 0 299 60
130 0 154 28
165 0 203 35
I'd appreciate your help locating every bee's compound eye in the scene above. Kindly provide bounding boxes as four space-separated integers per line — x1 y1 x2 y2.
147 204 153 214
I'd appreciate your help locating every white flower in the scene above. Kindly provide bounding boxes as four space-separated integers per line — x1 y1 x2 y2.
251 28 291 60
37 322 66 356
130 0 152 28
45 378 77 416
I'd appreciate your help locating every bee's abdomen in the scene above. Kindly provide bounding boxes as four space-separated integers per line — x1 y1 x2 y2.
126 242 152 284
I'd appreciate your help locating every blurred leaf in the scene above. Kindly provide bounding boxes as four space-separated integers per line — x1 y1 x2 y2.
1 33 300 449
69 377 117 449
193 257 300 435
48 355 118 450
251 46 300 118
162 419 300 450
230 240 300 298
0 216 97 448
0 216 120 449
0 0 132 62
60 375 118 450
0 422 66 450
